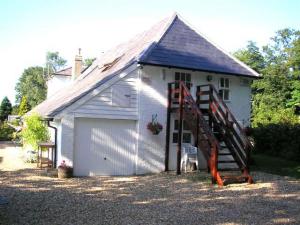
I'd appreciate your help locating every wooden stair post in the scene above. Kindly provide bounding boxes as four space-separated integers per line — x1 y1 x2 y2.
176 82 184 175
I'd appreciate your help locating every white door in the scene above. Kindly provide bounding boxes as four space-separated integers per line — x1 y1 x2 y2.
74 118 136 176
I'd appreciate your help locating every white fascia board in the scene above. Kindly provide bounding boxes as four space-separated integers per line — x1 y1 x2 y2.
73 113 138 120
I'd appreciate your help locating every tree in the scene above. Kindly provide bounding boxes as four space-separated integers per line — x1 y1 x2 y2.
21 113 49 150
11 105 19 115
46 51 67 76
84 57 96 67
233 41 265 73
234 28 300 126
262 29 299 67
288 36 300 78
286 74 300 114
15 66 47 108
0 97 12 121
18 96 30 116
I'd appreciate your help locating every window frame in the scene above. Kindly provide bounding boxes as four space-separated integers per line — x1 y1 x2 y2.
218 77 231 101
174 72 192 101
172 119 192 144
174 72 192 89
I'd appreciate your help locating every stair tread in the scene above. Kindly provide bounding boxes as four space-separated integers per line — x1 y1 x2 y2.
222 175 249 185
222 174 248 179
219 153 232 155
218 160 236 163
218 168 241 171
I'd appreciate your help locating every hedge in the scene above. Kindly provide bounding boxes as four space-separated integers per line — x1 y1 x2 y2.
251 124 300 161
0 122 15 141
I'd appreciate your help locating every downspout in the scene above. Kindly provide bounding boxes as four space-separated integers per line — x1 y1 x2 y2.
47 119 57 168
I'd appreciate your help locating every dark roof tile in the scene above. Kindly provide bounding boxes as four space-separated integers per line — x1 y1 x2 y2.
139 16 258 77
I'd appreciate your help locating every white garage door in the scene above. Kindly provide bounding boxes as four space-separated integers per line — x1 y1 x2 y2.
74 118 136 176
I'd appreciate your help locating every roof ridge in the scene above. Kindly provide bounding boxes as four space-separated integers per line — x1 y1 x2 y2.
55 66 72 73
176 14 260 77
80 14 177 80
137 13 178 62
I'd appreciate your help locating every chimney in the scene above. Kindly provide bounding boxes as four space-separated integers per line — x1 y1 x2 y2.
72 48 82 80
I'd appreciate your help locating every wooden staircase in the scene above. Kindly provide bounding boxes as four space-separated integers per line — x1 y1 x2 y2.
167 81 253 186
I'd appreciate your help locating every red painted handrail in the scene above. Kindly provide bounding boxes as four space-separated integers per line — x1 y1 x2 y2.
170 81 223 185
197 84 252 169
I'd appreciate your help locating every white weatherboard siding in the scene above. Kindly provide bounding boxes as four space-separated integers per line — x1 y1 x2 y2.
73 70 138 120
56 69 138 169
73 118 137 176
54 119 62 165
59 114 75 167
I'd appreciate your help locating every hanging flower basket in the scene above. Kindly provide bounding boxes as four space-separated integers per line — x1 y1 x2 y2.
147 122 163 135
57 160 73 178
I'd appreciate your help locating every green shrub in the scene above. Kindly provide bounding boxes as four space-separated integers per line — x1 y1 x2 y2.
0 122 15 141
252 123 300 161
21 113 49 150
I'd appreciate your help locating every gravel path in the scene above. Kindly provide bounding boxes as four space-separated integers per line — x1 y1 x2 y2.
0 142 32 171
0 168 299 225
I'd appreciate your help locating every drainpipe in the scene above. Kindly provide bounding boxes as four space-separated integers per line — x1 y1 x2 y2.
47 119 57 168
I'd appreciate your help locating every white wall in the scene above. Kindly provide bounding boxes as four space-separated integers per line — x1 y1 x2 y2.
136 67 169 174
137 66 253 171
47 75 71 98
55 65 253 173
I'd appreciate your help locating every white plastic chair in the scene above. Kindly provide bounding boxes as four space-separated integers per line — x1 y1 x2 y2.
181 143 198 172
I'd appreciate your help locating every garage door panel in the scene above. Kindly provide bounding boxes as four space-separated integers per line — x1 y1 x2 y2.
74 118 136 176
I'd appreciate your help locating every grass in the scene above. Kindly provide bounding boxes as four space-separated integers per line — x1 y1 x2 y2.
251 153 300 179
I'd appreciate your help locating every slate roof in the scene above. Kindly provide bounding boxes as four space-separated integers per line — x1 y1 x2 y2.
138 17 259 77
32 13 259 118
53 67 72 76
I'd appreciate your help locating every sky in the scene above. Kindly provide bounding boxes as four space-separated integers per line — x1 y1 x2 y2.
0 0 300 104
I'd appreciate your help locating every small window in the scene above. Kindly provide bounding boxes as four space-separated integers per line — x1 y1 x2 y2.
240 78 250 86
183 133 192 143
174 72 192 100
219 78 230 101
174 120 189 131
102 55 124 72
172 132 179 143
172 119 192 144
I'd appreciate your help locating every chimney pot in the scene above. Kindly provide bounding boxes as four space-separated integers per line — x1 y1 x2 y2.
72 48 82 80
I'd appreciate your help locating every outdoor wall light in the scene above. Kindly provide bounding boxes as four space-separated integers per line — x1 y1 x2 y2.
206 75 213 82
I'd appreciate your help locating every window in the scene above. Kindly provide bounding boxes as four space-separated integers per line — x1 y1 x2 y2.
172 120 192 144
101 54 124 72
174 72 192 100
219 77 230 101
174 72 192 89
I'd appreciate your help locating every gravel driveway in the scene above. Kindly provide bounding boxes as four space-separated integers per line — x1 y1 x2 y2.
0 167 299 225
